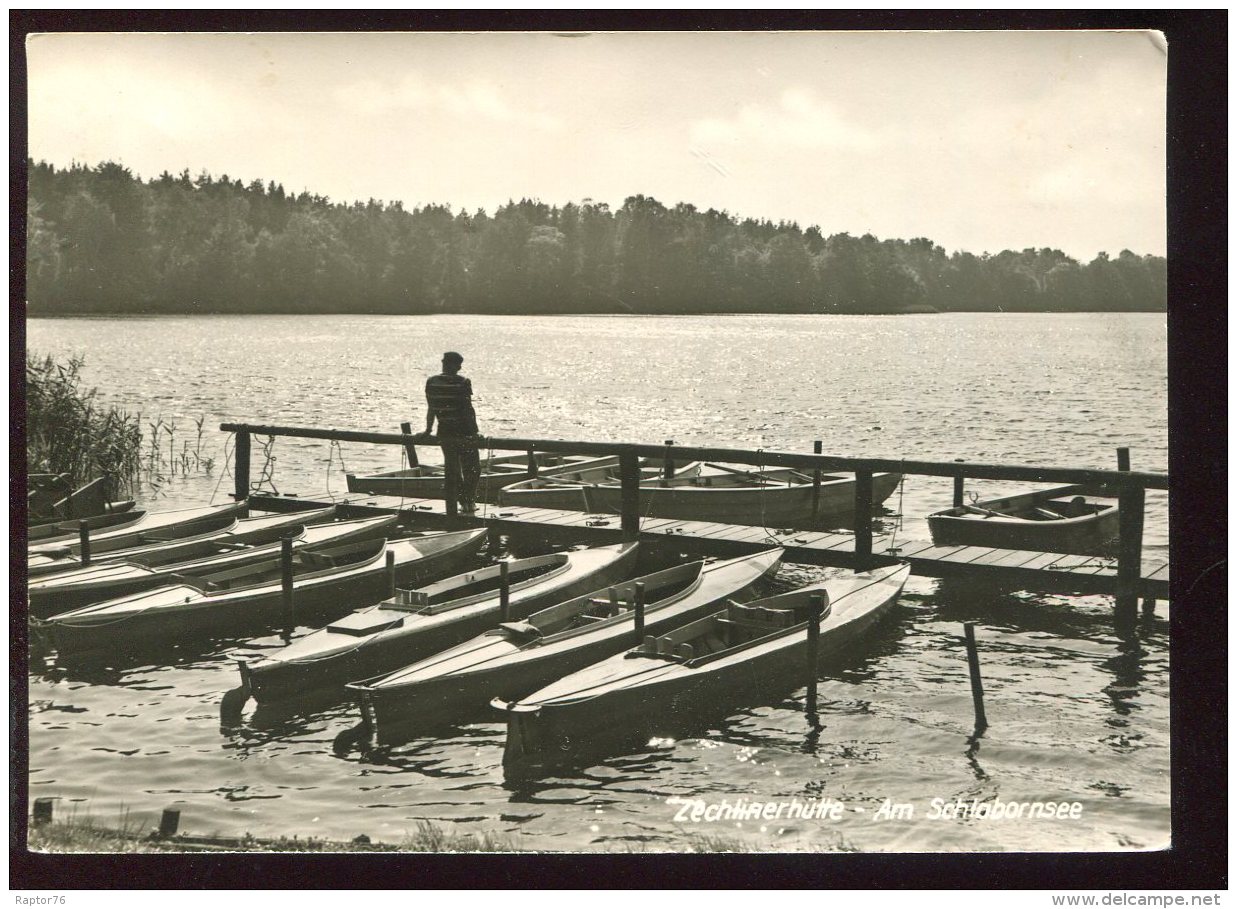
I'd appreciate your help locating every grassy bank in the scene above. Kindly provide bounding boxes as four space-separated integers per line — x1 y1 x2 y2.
26 817 765 854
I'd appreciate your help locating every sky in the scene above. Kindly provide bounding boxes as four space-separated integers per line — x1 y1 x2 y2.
26 29 1167 261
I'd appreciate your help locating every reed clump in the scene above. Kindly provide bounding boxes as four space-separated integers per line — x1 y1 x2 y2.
26 352 142 496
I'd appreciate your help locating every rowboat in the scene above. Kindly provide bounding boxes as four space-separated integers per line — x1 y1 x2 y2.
497 563 910 776
28 475 124 523
238 542 640 703
577 465 903 528
28 506 340 578
495 459 703 512
28 513 392 617
348 548 784 745
29 501 249 553
927 484 1120 556
33 529 489 651
28 504 142 543
346 453 616 503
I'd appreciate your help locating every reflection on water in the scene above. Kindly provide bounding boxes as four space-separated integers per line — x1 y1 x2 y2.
26 313 1169 851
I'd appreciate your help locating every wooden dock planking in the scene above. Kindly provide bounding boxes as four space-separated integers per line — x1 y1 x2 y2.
248 493 1168 599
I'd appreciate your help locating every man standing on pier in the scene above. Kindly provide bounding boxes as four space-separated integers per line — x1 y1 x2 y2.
425 351 481 513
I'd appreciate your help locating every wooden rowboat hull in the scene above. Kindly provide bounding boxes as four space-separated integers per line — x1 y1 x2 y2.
500 565 909 778
351 549 783 746
927 484 1119 556
29 501 248 554
241 543 640 704
346 454 613 504
37 531 488 652
27 513 386 617
580 471 902 527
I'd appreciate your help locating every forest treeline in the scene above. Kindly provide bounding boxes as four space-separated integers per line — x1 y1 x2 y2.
26 160 1167 315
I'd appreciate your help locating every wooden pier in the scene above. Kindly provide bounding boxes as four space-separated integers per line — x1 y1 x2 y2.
222 424 1170 622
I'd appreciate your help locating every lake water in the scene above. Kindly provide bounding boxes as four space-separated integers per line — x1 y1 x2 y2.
25 313 1169 852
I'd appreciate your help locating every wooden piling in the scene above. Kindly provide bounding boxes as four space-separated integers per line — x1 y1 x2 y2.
159 806 181 838
78 521 91 567
527 449 539 478
499 561 510 621
810 440 823 521
633 581 646 640
386 550 396 599
1115 482 1146 627
32 797 54 827
854 469 873 569
234 430 251 501
1114 447 1143 627
399 421 419 467
963 622 988 730
805 593 824 712
443 443 460 519
619 449 641 542
281 538 295 629
1141 597 1157 618
663 439 675 480
953 459 965 508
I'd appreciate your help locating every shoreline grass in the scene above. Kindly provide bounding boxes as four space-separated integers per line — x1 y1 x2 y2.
26 816 779 854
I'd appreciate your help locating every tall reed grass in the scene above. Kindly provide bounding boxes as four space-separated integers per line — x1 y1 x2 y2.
26 352 142 496
26 352 218 501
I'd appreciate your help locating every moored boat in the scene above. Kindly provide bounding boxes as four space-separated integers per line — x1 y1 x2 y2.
346 452 615 503
497 563 910 777
29 501 249 554
927 484 1119 555
348 547 784 745
578 465 902 528
238 542 640 703
495 458 703 512
28 505 339 578
34 529 489 651
28 505 143 543
28 513 393 617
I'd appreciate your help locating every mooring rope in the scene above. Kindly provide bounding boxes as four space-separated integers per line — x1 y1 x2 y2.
324 439 350 502
208 432 236 506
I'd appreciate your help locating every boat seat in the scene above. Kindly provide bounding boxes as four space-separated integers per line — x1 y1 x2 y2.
300 552 336 569
498 620 542 639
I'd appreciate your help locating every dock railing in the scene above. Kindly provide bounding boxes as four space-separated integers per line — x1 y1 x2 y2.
219 424 1168 624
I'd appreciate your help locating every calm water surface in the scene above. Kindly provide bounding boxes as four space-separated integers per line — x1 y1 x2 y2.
26 313 1168 852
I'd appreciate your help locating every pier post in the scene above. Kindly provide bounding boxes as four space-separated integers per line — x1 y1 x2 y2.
663 440 675 480
399 422 419 467
953 459 965 508
499 561 511 622
234 430 251 501
619 449 640 542
32 797 54 827
527 449 539 478
853 469 874 569
963 622 988 731
633 581 646 640
281 538 295 630
386 550 396 600
1115 480 1146 628
805 593 825 712
78 521 91 566
443 442 460 520
159 806 182 838
1116 446 1131 472
810 441 823 522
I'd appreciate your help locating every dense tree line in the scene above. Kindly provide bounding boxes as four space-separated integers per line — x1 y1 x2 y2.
25 160 1167 315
